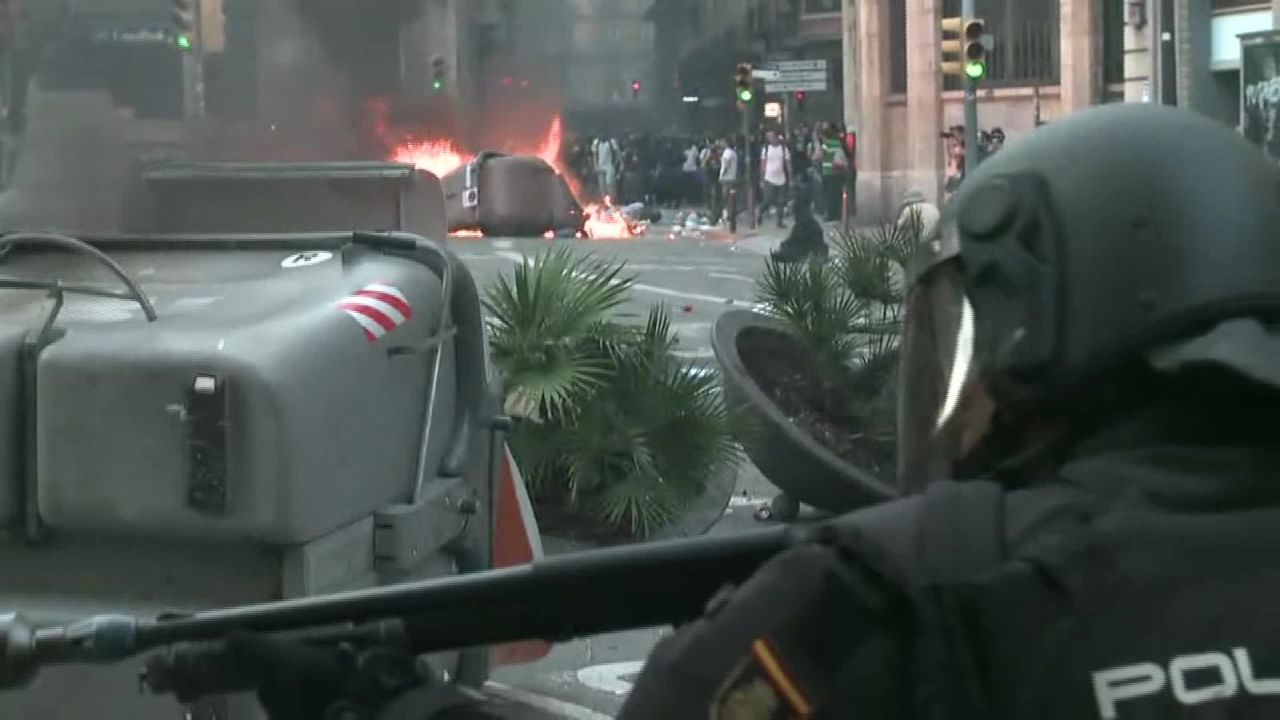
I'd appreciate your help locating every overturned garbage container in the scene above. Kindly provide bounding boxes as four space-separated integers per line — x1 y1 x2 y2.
441 152 583 237
0 230 498 718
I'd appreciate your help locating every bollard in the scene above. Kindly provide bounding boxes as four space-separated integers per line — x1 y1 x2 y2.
841 186 850 234
727 188 738 233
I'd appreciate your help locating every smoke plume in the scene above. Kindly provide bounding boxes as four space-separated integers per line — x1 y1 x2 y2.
289 0 427 98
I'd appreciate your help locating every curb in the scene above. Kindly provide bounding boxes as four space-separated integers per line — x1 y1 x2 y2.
484 681 616 720
652 458 741 541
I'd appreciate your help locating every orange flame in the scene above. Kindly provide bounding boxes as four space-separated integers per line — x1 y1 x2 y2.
582 196 641 240
389 114 638 239
391 138 473 179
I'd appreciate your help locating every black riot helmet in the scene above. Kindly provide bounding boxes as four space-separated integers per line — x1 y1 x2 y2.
897 104 1280 490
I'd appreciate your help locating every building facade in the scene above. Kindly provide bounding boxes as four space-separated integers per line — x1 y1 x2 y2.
654 0 1118 215
650 0 849 133
1121 0 1277 128
844 0 1280 219
842 0 1129 219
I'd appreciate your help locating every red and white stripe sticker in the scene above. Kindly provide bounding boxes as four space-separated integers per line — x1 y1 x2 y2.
338 283 414 342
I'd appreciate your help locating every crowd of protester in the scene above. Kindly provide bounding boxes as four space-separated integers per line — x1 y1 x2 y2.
565 122 857 227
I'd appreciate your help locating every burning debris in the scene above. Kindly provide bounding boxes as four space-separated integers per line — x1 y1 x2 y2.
582 197 645 240
382 115 641 240
392 139 471 180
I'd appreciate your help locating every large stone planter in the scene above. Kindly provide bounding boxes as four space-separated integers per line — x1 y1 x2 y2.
711 309 897 515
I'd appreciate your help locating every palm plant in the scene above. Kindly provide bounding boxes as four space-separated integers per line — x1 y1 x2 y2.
485 247 739 540
751 207 928 478
483 244 634 420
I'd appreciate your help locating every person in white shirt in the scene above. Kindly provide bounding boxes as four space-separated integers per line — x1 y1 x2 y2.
594 137 620 199
682 143 700 205
716 139 738 223
757 131 791 228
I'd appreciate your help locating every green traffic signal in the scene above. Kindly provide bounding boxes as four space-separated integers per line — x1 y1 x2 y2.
433 79 444 91
738 88 753 102
176 34 192 50
964 61 985 79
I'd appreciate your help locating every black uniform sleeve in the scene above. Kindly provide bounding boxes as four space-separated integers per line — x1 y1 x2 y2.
617 536 907 720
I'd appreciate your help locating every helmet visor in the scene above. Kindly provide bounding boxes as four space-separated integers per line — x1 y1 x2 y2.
896 224 979 491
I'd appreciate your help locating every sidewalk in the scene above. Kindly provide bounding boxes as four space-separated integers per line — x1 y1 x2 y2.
481 682 615 719
721 220 852 257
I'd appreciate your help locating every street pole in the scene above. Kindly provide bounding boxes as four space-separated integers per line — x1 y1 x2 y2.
192 0 207 119
961 0 979 170
744 103 757 230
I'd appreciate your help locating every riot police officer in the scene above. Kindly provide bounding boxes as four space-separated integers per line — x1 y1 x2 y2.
216 103 1280 719
618 103 1280 718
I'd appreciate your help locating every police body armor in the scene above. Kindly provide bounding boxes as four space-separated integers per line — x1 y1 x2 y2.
649 466 1278 720
824 458 1280 720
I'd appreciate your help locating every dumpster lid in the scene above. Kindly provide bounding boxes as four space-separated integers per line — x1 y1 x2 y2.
143 161 420 183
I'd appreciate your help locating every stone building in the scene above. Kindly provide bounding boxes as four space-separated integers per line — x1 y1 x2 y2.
845 0 1280 218
843 0 1122 218
1122 0 1277 125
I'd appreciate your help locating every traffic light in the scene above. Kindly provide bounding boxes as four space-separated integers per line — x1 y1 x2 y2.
963 19 988 80
631 80 642 98
201 0 226 53
432 57 447 91
735 63 754 104
939 16 963 77
795 91 807 110
172 0 195 50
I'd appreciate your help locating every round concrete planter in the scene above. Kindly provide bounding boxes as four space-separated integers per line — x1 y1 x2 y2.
711 309 897 514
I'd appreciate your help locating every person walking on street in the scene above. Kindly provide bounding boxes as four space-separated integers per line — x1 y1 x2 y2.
681 142 700 206
757 130 791 229
701 140 722 219
593 136 620 200
816 124 850 223
717 138 738 225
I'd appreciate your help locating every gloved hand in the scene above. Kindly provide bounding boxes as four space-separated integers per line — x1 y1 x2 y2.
224 631 355 720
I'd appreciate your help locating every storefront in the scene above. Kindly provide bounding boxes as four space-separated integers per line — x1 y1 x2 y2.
1240 29 1280 162
1209 4 1274 128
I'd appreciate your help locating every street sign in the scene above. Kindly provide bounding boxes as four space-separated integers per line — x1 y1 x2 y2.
769 71 827 83
765 80 828 93
91 26 175 45
771 60 828 72
752 69 782 81
763 59 829 93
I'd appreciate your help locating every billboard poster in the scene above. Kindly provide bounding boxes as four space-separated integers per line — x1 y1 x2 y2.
1240 30 1280 164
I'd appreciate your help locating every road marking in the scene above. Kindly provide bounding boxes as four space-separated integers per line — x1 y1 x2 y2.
492 250 758 308
674 321 711 335
707 272 756 283
576 660 645 696
613 264 747 273
484 681 616 720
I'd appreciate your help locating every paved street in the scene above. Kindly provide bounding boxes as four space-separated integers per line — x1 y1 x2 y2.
450 223 784 367
452 225 788 717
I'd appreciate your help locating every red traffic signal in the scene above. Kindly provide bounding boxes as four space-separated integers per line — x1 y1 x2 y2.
631 80 642 98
